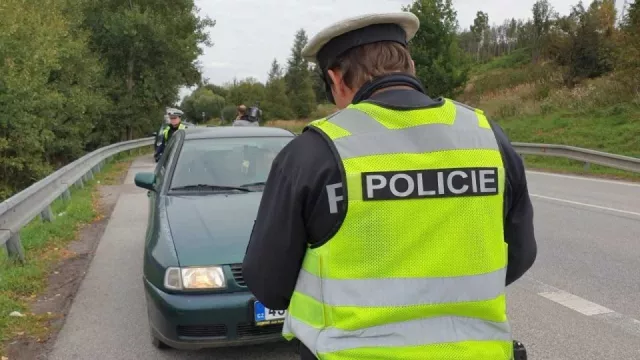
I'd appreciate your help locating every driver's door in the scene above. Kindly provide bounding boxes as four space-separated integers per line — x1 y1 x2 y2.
144 137 177 245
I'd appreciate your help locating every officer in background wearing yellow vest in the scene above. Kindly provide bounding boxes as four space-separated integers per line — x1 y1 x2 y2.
154 110 186 162
242 12 536 360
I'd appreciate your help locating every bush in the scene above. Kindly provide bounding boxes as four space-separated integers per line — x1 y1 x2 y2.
221 105 237 124
309 104 338 120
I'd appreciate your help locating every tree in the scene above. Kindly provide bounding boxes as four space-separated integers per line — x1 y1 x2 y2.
506 18 518 53
0 0 215 201
550 0 617 86
267 59 283 82
194 90 225 122
204 83 229 99
226 77 266 107
310 64 329 104
263 59 294 120
0 0 109 200
403 0 470 98
285 29 316 118
531 0 555 63
181 87 225 122
625 0 640 28
470 11 489 61
81 0 215 141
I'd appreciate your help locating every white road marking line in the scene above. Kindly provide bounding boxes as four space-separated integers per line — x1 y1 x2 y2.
538 290 615 316
527 170 640 187
530 194 640 217
517 277 640 334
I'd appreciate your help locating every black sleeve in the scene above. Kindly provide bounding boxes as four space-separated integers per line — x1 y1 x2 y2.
242 130 344 310
155 136 166 158
490 120 537 286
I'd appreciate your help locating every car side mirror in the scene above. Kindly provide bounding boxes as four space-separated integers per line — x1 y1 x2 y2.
135 172 157 191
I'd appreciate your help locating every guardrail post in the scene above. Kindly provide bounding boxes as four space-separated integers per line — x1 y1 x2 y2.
62 188 71 201
584 162 591 171
6 233 25 263
75 178 84 188
40 206 54 222
84 169 93 182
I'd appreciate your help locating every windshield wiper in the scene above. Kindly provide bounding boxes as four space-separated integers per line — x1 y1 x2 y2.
170 184 252 192
240 181 267 187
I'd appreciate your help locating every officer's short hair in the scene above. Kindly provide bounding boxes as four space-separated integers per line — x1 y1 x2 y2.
329 41 414 90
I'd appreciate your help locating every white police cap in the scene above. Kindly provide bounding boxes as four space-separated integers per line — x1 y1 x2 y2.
302 12 420 68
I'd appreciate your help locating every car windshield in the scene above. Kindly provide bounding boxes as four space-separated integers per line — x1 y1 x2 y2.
169 136 292 191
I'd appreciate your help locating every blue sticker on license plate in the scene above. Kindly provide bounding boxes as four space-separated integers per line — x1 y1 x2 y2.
254 300 286 326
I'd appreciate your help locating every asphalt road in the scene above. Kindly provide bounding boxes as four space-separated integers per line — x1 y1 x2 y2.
48 156 640 359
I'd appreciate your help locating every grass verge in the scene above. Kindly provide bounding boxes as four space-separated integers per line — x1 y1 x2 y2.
0 146 151 354
498 106 640 181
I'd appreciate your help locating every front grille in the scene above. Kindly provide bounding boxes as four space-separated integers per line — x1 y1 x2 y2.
176 324 227 338
230 263 245 286
237 323 283 338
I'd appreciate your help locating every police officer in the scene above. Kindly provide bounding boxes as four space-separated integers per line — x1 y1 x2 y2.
154 110 186 162
242 12 537 360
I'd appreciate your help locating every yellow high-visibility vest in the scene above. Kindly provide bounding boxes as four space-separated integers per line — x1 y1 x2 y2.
163 123 186 140
282 98 513 360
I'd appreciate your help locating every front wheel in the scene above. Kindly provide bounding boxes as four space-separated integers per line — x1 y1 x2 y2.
149 323 170 350
151 335 170 350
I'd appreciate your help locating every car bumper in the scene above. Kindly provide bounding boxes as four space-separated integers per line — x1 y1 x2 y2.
144 278 285 350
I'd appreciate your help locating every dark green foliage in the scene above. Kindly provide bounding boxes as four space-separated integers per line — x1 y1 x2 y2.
263 60 295 120
284 29 316 118
403 0 471 98
221 105 237 124
0 0 213 201
181 88 225 123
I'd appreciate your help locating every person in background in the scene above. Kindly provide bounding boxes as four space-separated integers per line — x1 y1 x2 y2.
233 104 259 127
154 110 185 162
242 11 536 360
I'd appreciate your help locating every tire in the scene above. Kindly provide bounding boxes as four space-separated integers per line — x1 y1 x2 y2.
151 335 170 350
149 322 171 350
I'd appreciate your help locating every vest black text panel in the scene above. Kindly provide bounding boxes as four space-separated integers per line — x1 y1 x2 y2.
361 168 499 201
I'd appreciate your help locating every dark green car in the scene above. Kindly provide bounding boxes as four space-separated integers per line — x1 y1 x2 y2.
134 126 295 350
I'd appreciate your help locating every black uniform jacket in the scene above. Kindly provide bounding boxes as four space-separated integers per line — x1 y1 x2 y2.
242 75 537 359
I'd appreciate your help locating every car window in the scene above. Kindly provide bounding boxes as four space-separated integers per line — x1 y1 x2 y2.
169 136 292 191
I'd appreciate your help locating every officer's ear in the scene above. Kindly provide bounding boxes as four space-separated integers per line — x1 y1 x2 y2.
327 69 344 94
327 68 354 107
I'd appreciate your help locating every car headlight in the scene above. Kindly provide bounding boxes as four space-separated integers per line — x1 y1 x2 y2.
163 266 226 290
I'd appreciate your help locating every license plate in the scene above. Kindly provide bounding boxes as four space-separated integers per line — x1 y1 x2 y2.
253 300 286 326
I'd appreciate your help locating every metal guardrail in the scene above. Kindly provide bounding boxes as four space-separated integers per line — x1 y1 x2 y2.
512 142 640 173
0 137 154 263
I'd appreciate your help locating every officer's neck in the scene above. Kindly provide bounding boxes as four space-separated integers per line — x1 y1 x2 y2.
352 73 426 104
371 85 414 97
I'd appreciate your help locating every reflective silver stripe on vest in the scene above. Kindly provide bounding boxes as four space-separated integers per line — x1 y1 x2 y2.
322 103 499 160
285 314 511 354
295 267 506 307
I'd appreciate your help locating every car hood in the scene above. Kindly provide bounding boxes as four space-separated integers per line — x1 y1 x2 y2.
164 192 262 267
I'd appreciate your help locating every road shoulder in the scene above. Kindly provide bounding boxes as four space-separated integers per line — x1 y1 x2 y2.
4 157 142 360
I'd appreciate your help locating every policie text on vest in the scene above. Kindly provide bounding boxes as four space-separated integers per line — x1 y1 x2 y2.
327 167 499 213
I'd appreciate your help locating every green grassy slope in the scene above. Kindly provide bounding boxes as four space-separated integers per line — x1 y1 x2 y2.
459 51 640 180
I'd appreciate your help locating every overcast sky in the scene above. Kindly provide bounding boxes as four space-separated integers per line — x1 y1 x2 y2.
180 0 625 99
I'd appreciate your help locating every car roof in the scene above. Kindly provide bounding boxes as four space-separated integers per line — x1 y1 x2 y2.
182 126 295 140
